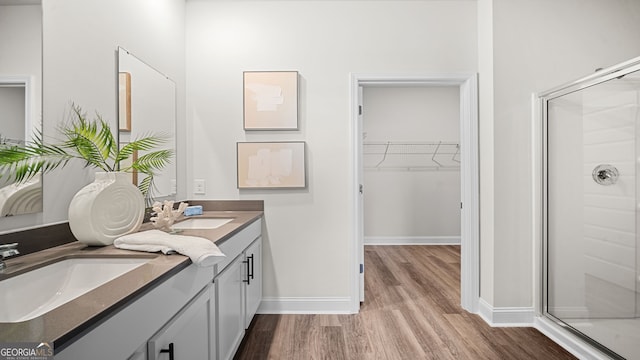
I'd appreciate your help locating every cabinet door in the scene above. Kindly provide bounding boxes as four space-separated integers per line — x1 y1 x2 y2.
216 255 246 360
244 237 262 329
148 284 214 360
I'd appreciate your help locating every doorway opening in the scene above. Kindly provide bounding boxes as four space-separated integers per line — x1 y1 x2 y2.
361 85 461 246
349 74 479 313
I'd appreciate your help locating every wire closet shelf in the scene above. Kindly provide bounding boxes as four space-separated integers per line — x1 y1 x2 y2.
0 135 26 147
363 141 460 171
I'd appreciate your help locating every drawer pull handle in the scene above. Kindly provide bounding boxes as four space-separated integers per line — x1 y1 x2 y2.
243 259 251 285
248 254 255 280
160 343 174 360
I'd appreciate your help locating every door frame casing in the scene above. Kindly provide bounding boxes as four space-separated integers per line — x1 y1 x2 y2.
0 75 34 141
348 73 480 313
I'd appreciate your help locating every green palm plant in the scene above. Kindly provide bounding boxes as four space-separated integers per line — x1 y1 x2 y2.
0 103 173 203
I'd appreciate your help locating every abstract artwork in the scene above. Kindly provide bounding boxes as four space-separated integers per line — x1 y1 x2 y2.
243 71 298 130
237 141 306 189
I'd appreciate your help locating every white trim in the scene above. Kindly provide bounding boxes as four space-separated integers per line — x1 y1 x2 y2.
0 75 33 143
257 297 353 314
349 74 362 314
349 73 480 315
534 317 611 360
476 306 612 359
531 92 543 319
477 298 535 327
364 236 460 245
357 85 365 303
459 74 480 313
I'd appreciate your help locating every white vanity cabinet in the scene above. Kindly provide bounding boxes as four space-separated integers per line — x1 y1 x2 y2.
214 218 262 360
55 264 212 360
148 284 214 360
53 216 262 360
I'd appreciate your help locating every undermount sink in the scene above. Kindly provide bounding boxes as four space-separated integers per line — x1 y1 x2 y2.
171 218 233 230
0 257 151 323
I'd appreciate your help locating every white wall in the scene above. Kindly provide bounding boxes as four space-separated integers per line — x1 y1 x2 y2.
186 0 477 305
0 5 41 133
482 0 640 307
362 86 460 240
0 0 186 232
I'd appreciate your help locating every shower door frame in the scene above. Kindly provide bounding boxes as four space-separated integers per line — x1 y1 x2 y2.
539 56 640 360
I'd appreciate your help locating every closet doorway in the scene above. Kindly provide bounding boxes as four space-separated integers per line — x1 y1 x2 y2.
362 86 461 246
349 74 479 314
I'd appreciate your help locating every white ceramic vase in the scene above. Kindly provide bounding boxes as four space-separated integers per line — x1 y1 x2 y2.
68 172 144 246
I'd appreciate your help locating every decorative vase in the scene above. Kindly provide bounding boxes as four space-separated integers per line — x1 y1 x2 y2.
68 172 144 246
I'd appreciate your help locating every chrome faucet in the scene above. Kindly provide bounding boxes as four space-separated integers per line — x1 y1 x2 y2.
0 243 19 270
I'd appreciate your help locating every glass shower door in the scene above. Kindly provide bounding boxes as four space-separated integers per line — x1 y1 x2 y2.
545 68 640 360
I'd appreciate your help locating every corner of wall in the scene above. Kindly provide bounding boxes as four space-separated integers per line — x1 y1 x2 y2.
477 0 495 305
478 298 535 327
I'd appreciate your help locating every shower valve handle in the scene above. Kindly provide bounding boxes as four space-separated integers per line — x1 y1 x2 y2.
597 170 612 180
592 164 619 186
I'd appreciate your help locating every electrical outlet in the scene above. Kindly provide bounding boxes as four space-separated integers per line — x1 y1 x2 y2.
194 179 205 195
170 179 177 195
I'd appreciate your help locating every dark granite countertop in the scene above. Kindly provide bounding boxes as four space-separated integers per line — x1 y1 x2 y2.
0 206 262 350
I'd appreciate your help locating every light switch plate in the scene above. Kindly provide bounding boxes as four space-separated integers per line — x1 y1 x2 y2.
194 179 205 195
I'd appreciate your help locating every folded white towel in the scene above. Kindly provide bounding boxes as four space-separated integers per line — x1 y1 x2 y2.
114 230 225 267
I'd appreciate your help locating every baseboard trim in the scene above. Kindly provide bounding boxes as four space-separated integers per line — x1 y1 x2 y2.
257 297 354 314
364 236 461 245
477 298 535 327
477 300 610 358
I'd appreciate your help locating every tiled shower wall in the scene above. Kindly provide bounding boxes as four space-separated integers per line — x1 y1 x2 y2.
582 83 639 318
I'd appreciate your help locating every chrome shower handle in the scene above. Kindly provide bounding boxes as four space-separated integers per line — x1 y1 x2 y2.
592 164 619 185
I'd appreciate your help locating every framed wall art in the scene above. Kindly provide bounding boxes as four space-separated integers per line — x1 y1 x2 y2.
118 146 138 185
118 72 132 131
243 71 298 130
237 141 306 189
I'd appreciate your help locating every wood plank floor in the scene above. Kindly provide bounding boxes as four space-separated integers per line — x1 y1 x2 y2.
235 245 576 360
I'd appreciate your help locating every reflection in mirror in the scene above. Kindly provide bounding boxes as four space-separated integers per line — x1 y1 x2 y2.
0 1 42 218
117 47 176 203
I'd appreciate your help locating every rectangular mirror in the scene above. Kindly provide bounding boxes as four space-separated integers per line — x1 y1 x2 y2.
0 1 43 218
117 47 177 202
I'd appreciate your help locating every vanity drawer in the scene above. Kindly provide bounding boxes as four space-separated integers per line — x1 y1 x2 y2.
214 218 261 275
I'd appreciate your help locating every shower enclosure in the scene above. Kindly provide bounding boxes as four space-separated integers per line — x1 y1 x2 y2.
542 57 640 360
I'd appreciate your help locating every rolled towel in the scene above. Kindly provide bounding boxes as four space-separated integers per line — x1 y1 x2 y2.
114 230 225 267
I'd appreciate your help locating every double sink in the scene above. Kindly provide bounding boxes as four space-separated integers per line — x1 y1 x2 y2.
0 217 233 323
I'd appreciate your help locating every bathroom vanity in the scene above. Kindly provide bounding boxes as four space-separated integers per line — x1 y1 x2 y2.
0 201 263 360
